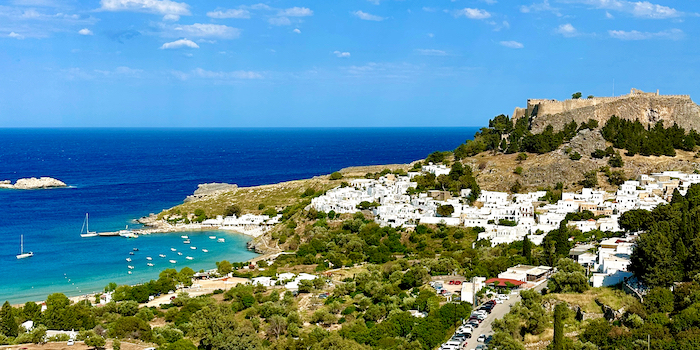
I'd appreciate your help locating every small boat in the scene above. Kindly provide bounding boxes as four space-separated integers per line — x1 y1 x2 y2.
128 271 132 274
129 252 134 255
146 257 152 261
133 248 139 251
80 213 98 238
209 236 216 239
126 258 132 262
183 240 191 244
16 235 33 259
127 265 134 269
177 252 183 256
159 254 166 258
171 248 177 251
217 238 225 243
190 246 196 250
119 225 138 238
181 235 189 239
169 260 177 264
186 256 193 260
147 263 154 267
202 249 209 253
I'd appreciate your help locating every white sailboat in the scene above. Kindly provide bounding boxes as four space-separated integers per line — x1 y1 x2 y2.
16 235 33 259
80 213 98 238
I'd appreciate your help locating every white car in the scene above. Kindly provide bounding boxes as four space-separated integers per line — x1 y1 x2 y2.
472 310 487 317
497 294 510 300
477 334 486 342
67 339 74 346
495 298 504 304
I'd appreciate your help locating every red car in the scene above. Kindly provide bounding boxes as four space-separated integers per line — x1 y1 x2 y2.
448 280 455 285
455 281 462 285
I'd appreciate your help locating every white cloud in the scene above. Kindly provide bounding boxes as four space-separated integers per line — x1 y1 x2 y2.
94 66 143 77
500 40 524 48
422 7 438 12
159 38 199 49
481 0 497 4
415 49 448 56
99 0 190 16
174 67 263 80
352 10 384 21
8 31 24 39
562 0 682 19
608 28 682 40
207 9 250 19
520 1 561 16
605 11 614 19
454 8 491 19
163 14 179 21
293 28 301 34
556 23 578 37
170 23 240 39
427 33 434 38
268 16 291 26
78 28 92 35
278 7 312 17
333 50 351 58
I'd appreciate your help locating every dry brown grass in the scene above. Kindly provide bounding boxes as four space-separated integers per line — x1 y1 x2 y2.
546 287 637 313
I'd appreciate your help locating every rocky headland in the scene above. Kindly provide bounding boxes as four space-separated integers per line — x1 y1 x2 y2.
0 177 67 190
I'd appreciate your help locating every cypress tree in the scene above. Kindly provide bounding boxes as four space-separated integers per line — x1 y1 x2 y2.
0 301 18 337
553 303 566 350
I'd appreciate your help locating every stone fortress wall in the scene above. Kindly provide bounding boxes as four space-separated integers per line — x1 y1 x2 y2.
512 88 700 134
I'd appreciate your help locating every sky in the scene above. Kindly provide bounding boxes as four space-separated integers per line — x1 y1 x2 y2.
0 0 699 127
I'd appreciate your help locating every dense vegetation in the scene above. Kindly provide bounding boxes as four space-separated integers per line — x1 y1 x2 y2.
601 115 699 156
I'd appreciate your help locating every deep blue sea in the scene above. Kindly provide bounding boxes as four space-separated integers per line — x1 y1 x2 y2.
0 128 477 304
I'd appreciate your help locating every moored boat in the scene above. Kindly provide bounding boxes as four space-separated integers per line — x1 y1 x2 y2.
202 249 209 253
80 213 98 238
186 256 193 260
16 235 33 259
169 260 177 264
217 238 225 243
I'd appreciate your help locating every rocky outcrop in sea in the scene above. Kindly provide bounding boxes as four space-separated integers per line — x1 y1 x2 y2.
0 177 67 189
184 182 238 202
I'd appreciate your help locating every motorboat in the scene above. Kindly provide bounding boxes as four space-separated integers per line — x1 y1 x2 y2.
126 258 132 262
183 240 191 244
146 257 152 261
171 248 177 251
159 254 166 258
169 260 177 264
217 238 225 243
209 236 216 239
186 256 193 260
181 235 188 239
202 249 209 253
190 246 196 250
147 263 154 267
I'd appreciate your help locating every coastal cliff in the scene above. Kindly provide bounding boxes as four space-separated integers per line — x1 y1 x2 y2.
0 177 67 190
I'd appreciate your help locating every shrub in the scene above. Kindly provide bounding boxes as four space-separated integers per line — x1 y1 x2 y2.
329 172 343 180
514 166 523 175
569 152 582 161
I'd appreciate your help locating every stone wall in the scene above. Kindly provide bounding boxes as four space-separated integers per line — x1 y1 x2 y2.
528 94 700 134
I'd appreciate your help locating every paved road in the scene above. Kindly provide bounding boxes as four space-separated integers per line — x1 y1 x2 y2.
462 282 548 350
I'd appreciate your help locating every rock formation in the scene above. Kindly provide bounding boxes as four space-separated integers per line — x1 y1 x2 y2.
0 177 67 189
184 182 238 202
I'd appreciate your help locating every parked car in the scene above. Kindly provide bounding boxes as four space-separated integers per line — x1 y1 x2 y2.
497 294 510 300
67 339 74 346
455 280 462 285
477 334 486 342
448 280 455 285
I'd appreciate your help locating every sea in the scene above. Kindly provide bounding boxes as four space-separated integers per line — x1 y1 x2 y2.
0 127 478 304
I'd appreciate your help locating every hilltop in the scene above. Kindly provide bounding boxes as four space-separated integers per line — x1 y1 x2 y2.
512 88 700 134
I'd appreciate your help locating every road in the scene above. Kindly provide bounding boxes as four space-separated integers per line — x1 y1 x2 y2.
462 281 548 350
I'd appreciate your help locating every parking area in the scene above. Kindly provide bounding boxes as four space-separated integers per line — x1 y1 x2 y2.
439 281 548 350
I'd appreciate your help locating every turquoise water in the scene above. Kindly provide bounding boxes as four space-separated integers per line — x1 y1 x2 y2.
0 128 477 304
4 230 258 303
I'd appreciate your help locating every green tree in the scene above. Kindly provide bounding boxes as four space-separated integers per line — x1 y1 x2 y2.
569 152 582 161
162 339 197 350
117 300 139 316
0 301 18 337
112 339 121 350
572 92 582 99
224 204 241 218
216 260 233 275
516 152 528 162
548 258 589 293
85 335 106 350
553 303 566 350
190 304 262 350
436 204 454 217
329 172 343 180
579 170 598 188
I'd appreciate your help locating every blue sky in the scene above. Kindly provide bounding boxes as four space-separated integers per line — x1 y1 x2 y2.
0 0 698 127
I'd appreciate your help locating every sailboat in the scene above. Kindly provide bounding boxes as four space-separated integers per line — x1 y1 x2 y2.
80 213 98 238
16 235 33 259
